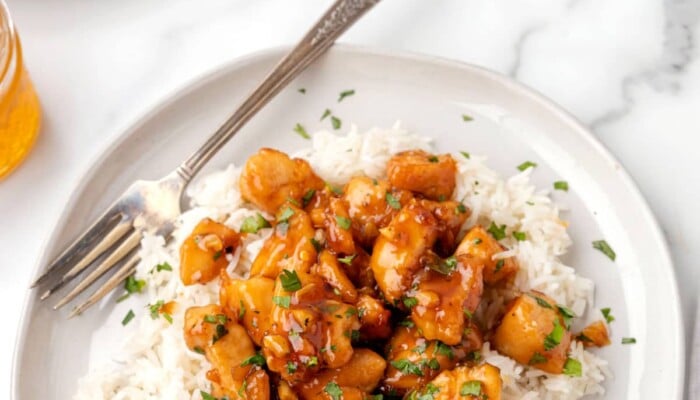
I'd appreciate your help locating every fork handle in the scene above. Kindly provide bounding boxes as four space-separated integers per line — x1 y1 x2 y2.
176 0 380 181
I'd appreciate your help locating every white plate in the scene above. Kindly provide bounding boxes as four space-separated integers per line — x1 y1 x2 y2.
12 45 684 399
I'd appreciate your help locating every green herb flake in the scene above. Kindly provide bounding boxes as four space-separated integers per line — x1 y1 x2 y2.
338 254 356 265
430 256 458 275
428 155 439 163
204 314 228 324
592 240 616 261
286 361 298 374
335 215 352 230
391 359 424 376
529 294 553 309
272 296 291 309
517 161 538 171
563 357 582 377
601 307 615 323
386 192 402 210
459 380 482 396
399 319 415 328
461 114 474 122
455 203 467 214
558 305 576 329
298 88 306 94
121 309 135 326
528 352 547 365
324 381 344 400
293 123 310 139
212 323 228 344
435 341 454 360
344 307 358 318
425 358 440 370
554 180 569 191
240 212 271 234
321 108 332 121
162 313 173 324
147 300 164 320
463 309 473 319
473 238 482 245
193 346 205 355
412 342 427 354
576 333 593 343
240 352 266 367
155 262 172 272
403 296 418 309
302 189 316 207
495 259 505 272
338 89 355 102
306 356 319 367
238 300 246 320
622 337 636 345
200 390 217 400
310 237 323 252
544 319 564 350
487 222 507 240
331 116 342 130
513 231 527 241
280 269 302 292
124 275 146 295
278 207 295 223
212 250 223 261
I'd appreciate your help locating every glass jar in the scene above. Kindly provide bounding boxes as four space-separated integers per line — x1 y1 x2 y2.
0 0 40 179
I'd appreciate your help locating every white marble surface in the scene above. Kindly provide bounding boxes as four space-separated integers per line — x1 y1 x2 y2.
1 0 699 397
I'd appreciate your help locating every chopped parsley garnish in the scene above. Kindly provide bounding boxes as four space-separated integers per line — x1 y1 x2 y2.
331 116 342 130
557 305 575 329
321 108 332 121
592 240 616 261
344 329 360 341
513 231 527 241
468 350 482 361
121 309 135 326
147 300 164 319
528 352 547 365
622 337 636 344
462 114 473 122
338 254 356 265
456 203 467 214
399 319 415 328
212 250 223 261
460 151 471 160
117 275 146 302
517 161 538 171
324 381 343 400
459 380 482 396
391 359 424 376
563 357 582 377
293 123 310 139
344 307 358 317
495 259 505 272
335 216 351 230
310 237 323 251
487 222 507 240
554 180 569 191
302 189 316 207
278 207 295 223
412 342 427 354
240 212 271 234
286 361 298 374
240 352 266 367
238 300 246 320
298 88 306 94
200 390 217 400
286 196 300 207
473 238 482 245
544 319 564 350
386 192 401 210
435 341 454 359
425 358 440 370
204 314 228 324
212 323 228 343
529 294 553 309
272 296 291 309
403 296 418 309
306 356 319 366
601 307 615 323
427 155 439 163
429 256 458 275
338 89 355 102
463 309 473 319
280 269 302 292
155 262 172 272
193 346 205 355
576 333 593 343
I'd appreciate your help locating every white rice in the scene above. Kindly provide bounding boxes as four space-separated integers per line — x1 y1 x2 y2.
74 123 609 400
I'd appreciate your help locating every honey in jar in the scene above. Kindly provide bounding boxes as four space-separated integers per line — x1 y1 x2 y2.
0 1 40 180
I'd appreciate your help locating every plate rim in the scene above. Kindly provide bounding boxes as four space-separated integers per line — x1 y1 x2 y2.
11 43 685 398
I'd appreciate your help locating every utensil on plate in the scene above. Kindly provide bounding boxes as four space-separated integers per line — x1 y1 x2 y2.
31 0 380 316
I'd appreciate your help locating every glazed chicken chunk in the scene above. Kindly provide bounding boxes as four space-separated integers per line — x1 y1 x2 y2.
386 150 457 201
408 363 502 400
455 225 519 285
179 218 240 285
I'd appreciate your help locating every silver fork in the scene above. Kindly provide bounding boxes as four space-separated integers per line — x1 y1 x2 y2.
32 0 380 317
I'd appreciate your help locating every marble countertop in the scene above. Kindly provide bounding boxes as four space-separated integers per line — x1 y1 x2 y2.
1 0 698 396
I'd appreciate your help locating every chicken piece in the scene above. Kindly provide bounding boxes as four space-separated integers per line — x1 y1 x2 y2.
312 250 358 304
343 176 413 247
183 305 269 398
296 349 386 399
250 205 317 278
277 380 299 400
179 218 240 285
382 326 459 395
239 148 324 214
576 320 611 348
419 199 470 257
356 293 392 340
408 254 484 345
492 291 572 374
455 225 518 285
386 150 457 201
370 200 439 304
219 274 275 346
408 363 502 400
305 188 356 255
